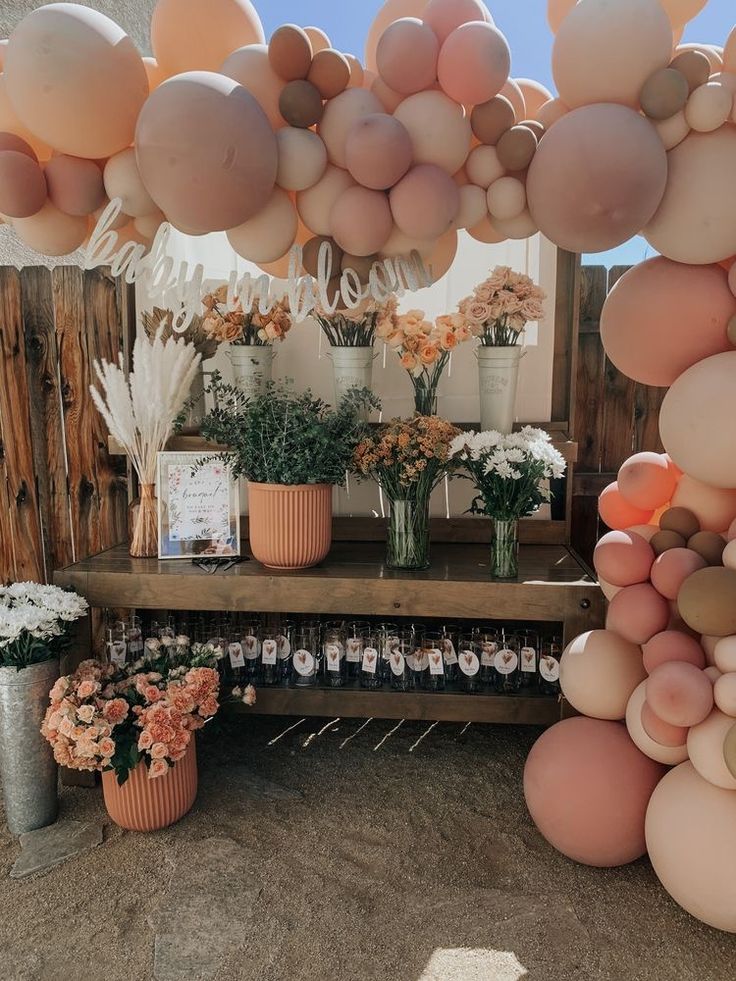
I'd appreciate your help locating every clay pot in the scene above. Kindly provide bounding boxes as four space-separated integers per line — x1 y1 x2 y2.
247 481 332 569
102 739 197 832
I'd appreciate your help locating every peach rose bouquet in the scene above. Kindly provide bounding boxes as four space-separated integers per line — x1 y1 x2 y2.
458 266 546 347
202 284 293 346
315 295 398 348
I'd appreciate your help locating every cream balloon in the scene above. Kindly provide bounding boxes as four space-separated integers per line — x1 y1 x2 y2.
380 225 435 257
536 98 569 128
0 76 51 161
464 145 505 189
365 0 428 73
297 164 355 236
560 629 647 721
654 110 690 150
221 44 286 129
276 128 328 191
451 184 487 230
393 91 473 175
684 82 733 132
672 476 736 534
13 200 87 256
151 0 264 74
104 149 157 219
487 176 526 221
491 210 538 241
467 214 506 244
227 188 297 264
371 76 405 113
318 88 384 168
687 708 736 790
514 78 554 117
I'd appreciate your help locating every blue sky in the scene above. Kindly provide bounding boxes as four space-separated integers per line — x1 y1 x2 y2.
260 0 734 267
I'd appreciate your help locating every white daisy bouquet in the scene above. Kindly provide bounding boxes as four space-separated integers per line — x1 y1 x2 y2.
451 427 566 521
0 582 89 669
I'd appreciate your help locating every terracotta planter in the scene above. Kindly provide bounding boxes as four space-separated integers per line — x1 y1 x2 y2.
247 481 332 570
102 739 198 832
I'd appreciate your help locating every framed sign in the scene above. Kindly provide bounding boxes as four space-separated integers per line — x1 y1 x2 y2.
157 452 240 560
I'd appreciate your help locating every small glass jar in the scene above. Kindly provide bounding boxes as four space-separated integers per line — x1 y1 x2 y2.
476 628 498 687
126 615 144 660
493 632 521 694
291 626 320 687
377 622 401 681
106 624 128 669
457 635 483 693
406 642 428 690
539 635 563 696
275 621 294 685
260 629 280 686
345 621 369 683
440 624 460 685
387 633 414 691
323 622 347 687
420 632 445 692
519 632 539 689
359 629 382 690
225 633 247 686
241 620 262 683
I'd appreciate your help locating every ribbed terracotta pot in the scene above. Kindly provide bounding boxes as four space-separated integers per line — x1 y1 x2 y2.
102 739 198 832
247 481 332 570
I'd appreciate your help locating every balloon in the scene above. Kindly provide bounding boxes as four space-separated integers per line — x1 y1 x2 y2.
5 5 147 159
370 76 405 113
422 229 458 281
490 210 538 241
365 0 428 73
487 177 526 221
527 104 666 253
671 476 736 536
593 530 655 587
437 22 510 107
599 258 734 388
669 49 711 92
625 523 659 543
142 57 168 92
599 482 654 530
380 225 435 258
687 532 726 568
423 0 492 44
0 77 50 161
151 0 264 74
222 44 286 129
268 24 313 82
547 0 578 34
303 27 331 55
44 155 105 218
389 164 460 241
725 540 736 569
13 200 87 256
659 505 700 538
674 42 723 74
524 717 665 866
618 453 677 511
318 88 384 168
135 72 277 235
659 0 707 28
93 199 130 231
640 702 689 747
552 0 672 109
643 630 706 673
297 164 355 236
678 567 736 637
651 548 707 600
725 26 736 73
451 184 487 230
276 128 327 191
133 211 165 240
606 583 670 646
495 126 537 171
344 55 364 89
308 49 351 99
330 186 392 257
467 214 506 245
394 91 473 175
103 149 157 220
653 110 690 151
626 682 689 764
500 79 526 120
536 98 569 128
227 187 297 263
640 68 689 120
0 132 35 161
302 235 342 277
470 96 515 145
514 78 554 117
465 145 505 188
0 150 46 218
344 114 412 191
685 82 733 132
714 673 736 718
646 660 713 728
279 80 324 129
376 18 439 96
560 629 646 720
687 709 736 789
715 637 736 674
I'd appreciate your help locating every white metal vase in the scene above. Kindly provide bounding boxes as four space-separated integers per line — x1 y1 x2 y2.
230 345 274 400
329 346 374 411
477 346 522 435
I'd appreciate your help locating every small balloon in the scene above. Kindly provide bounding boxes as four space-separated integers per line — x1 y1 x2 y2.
104 148 157 219
394 91 473 175
227 188 297 264
308 49 351 99
279 79 324 128
465 145 505 188
303 27 331 55
669 49 711 92
330 186 393 257
345 114 413 191
487 176 526 221
376 18 439 96
318 88 384 168
684 82 733 133
390 164 460 241
496 125 537 171
640 68 689 120
276 128 328 192
0 150 46 218
44 155 105 217
269 24 313 81
471 96 515 145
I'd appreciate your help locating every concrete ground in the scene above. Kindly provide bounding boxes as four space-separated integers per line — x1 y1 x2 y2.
1 716 734 981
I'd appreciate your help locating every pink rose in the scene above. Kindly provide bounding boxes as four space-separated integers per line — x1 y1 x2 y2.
76 704 96 724
98 737 115 758
77 680 100 699
102 698 129 725
144 685 163 703
150 742 168 760
148 759 169 780
138 730 154 751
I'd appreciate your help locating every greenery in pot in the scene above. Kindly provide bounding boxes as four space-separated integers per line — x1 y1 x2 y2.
197 374 379 485
0 583 89 670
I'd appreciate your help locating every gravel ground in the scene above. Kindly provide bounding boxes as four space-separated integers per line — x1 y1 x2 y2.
1 716 734 981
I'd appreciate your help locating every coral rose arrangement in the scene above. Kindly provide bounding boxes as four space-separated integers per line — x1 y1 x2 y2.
458 266 546 347
202 284 293 346
314 295 398 348
0 583 88 669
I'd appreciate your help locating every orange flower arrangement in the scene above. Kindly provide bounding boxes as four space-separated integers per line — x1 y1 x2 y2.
201 284 293 346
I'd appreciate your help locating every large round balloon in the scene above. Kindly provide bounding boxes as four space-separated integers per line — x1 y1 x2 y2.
5 4 148 159
551 0 673 109
548 0 578 34
524 717 665 867
276 128 327 192
526 104 667 253
151 0 264 75
394 91 473 175
626 681 689 764
600 258 735 388
135 72 277 235
318 88 384 168
376 18 439 96
560 629 646 720
618 452 677 511
221 44 286 129
44 155 105 218
660 353 736 490
678 567 736 637
345 114 412 190
365 0 428 73
227 188 297 263
389 164 460 241
12 201 88 256
671 475 736 533
645 129 736 265
593 530 655 587
437 22 510 107
0 151 46 218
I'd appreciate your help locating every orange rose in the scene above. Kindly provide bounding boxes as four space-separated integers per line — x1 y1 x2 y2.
419 343 439 365
440 330 457 351
401 352 418 371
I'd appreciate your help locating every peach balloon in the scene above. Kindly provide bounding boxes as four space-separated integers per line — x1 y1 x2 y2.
135 72 278 235
647 660 713 729
0 76 50 161
678 567 736 637
451 184 487 230
599 258 734 388
486 176 526 221
599 482 654 531
547 0 578 34
551 0 672 109
345 55 364 89
151 0 264 74
725 27 736 73
13 200 87 256
142 57 168 93
527 104 667 253
221 44 286 129
423 0 491 45
364 0 428 73
514 78 554 117
659 0 707 28
685 82 733 132
606 584 670 646
524 717 665 866
371 76 405 113
467 214 506 245
625 523 659 543
330 186 392 257
724 540 736 570
376 18 439 96
640 701 689 747
5 5 147 159
437 22 510 107
687 708 736 789
380 225 434 258
390 164 460 241
593 530 655 588
491 210 538 241
268 25 313 82
465 145 505 188
104 149 157 220
0 151 46 218
303 27 331 55
651 548 707 601
308 49 350 99
276 128 327 192
500 79 526 120
256 253 293 279
643 630 706 673
536 97 569 128
422 229 458 282
618 453 677 511
671 475 736 533
626 681 689 764
653 110 690 151
560 629 646 720
297 164 355 236
645 128 736 265
345 114 412 190
93 198 129 231
44 155 105 218
714 637 736 674
394 91 473 175
714 673 736 718
133 211 165 240
318 88 384 168
226 188 297 263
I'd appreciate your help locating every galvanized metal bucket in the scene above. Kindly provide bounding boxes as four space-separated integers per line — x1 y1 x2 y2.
0 660 59 835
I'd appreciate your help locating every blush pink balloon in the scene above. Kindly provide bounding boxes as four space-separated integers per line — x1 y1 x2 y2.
524 717 665 867
526 104 667 253
136 71 277 235
618 452 677 511
643 630 706 673
651 548 707 601
365 0 428 73
437 22 510 107
593 530 655 588
376 18 439 95
44 155 105 217
647 661 714 727
0 150 47 218
390 164 460 241
423 0 493 44
0 132 36 160
330 186 393 257
297 165 355 236
606 583 670 646
318 88 384 168
640 701 689 747
345 114 412 190
599 482 653 531
422 229 458 281
151 0 264 75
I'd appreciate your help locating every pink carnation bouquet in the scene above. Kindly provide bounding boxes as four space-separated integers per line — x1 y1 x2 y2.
458 266 546 347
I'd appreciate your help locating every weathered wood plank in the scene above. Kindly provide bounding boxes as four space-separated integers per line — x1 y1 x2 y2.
599 266 635 477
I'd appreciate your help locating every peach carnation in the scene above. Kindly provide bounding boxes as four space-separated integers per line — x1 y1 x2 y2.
103 698 129 725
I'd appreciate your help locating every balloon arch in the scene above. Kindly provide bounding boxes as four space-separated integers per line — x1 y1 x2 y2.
1 0 736 933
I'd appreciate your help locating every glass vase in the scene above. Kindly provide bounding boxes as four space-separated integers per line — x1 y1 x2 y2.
491 519 519 579
386 496 431 571
128 483 158 558
413 381 438 416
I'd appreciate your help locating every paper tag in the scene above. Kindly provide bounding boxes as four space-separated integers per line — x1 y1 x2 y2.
494 649 518 675
521 647 537 673
228 642 245 669
390 651 405 676
346 637 363 663
540 656 560 683
480 642 497 667
294 649 315 677
362 647 379 674
262 639 277 665
109 641 127 667
442 640 458 666
325 643 341 672
459 649 480 677
243 635 260 660
276 635 291 660
428 649 444 676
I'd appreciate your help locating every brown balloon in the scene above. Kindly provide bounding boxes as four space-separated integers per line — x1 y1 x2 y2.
651 530 687 556
341 252 378 282
660 506 701 539
0 150 47 218
324 273 343 307
44 155 106 217
496 125 538 171
279 79 324 128
678 567 736 637
302 235 343 277
470 95 515 146
308 49 351 100
269 24 313 81
0 132 36 160
688 531 726 566
640 68 689 121
669 49 711 93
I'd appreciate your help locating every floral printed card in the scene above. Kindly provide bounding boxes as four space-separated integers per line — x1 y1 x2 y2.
157 451 240 559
